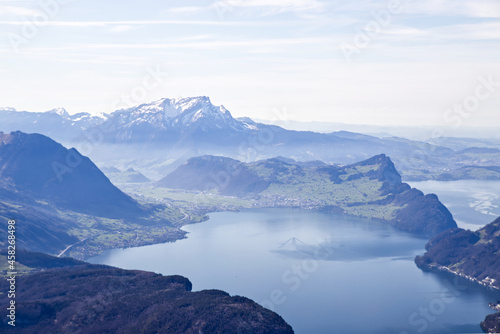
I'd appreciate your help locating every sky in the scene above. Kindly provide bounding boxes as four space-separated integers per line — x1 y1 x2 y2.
0 0 499 128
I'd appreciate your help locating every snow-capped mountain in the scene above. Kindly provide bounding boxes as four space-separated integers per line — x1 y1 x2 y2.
0 96 458 173
47 107 107 124
0 107 107 142
107 96 250 130
0 96 262 144
46 107 70 117
97 96 261 142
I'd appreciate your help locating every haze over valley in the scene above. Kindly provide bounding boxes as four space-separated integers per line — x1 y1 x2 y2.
1 0 499 332
1 96 499 332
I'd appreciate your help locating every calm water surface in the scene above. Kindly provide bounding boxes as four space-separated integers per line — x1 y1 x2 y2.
90 206 500 334
409 180 500 230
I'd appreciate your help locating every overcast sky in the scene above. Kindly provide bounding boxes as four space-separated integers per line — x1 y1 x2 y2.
0 0 499 128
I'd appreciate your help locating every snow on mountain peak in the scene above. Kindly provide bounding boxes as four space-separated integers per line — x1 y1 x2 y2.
94 112 108 120
123 96 233 123
131 99 166 114
100 96 250 134
220 105 230 115
169 96 212 113
47 107 69 117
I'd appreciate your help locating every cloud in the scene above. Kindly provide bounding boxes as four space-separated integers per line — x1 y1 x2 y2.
43 37 330 51
0 5 40 17
0 20 281 27
433 22 500 40
464 1 500 18
376 21 500 45
326 0 500 18
211 0 327 16
109 25 135 33
406 0 500 18
0 36 333 63
163 6 207 15
234 0 324 10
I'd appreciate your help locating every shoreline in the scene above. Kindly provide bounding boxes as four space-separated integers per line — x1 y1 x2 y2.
72 205 409 261
76 201 446 261
415 260 500 291
416 260 500 334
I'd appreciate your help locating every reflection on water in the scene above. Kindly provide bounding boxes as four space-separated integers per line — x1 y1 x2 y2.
469 191 499 216
273 232 426 262
90 208 500 334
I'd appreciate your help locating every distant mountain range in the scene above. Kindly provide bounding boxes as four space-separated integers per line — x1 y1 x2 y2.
255 119 500 143
100 166 151 184
98 96 256 144
0 107 105 142
157 154 457 236
2 97 499 181
0 250 294 333
433 165 500 181
0 98 497 333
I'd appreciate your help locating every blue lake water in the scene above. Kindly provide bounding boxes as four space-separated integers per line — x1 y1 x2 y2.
409 180 500 231
90 200 500 333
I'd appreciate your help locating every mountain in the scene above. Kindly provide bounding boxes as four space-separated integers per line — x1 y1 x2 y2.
415 217 500 289
0 131 142 218
458 147 500 154
0 107 106 143
1 97 498 181
429 137 500 151
0 251 294 334
0 186 79 254
98 97 256 144
101 167 151 184
415 217 500 334
434 166 500 181
482 312 500 334
157 154 457 236
0 131 191 258
158 155 267 196
41 97 457 169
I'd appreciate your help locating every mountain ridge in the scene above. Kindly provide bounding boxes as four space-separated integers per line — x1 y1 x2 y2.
0 131 143 218
1 97 498 181
415 216 500 289
157 154 457 236
0 131 194 259
0 250 294 334
415 217 500 334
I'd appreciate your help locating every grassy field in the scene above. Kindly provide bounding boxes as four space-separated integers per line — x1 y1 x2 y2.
123 156 410 227
120 184 255 210
53 201 204 259
0 186 206 260
0 254 33 276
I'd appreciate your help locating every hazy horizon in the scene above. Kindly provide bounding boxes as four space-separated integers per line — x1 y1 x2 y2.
2 96 499 141
1 0 499 128
1 3 499 332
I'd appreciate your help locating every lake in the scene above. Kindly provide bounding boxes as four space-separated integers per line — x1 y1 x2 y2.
90 181 500 334
409 180 500 230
